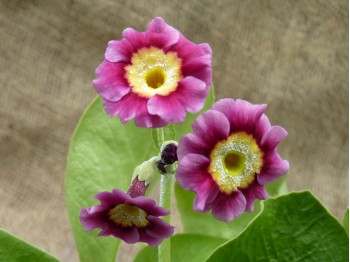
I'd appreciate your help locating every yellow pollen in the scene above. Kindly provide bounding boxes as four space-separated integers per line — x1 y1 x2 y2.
125 47 182 98
108 203 149 228
209 132 263 194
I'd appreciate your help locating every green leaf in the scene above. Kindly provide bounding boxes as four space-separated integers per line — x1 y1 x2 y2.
0 229 59 262
174 84 215 140
134 234 226 262
206 191 349 262
344 208 349 237
175 176 287 240
65 97 156 262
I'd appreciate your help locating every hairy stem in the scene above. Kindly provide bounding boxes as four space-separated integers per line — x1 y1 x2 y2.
157 127 173 262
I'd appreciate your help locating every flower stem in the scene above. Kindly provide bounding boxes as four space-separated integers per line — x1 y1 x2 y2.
156 127 173 262
158 174 173 262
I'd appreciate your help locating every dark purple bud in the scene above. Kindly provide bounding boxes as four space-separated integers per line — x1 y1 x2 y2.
161 143 178 164
157 160 167 174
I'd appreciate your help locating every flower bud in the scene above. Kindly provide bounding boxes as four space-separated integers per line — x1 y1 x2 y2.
128 156 159 198
160 141 178 165
157 160 167 174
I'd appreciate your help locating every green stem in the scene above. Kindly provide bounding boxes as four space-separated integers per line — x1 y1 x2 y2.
156 128 165 149
158 174 173 262
156 127 173 262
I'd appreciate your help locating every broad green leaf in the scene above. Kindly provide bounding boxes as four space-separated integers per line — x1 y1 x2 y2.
344 208 349 237
206 191 349 262
65 97 156 262
0 229 59 262
134 234 226 262
174 84 215 140
175 176 287 239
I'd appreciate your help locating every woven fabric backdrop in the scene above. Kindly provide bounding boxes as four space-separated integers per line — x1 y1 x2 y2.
0 0 348 261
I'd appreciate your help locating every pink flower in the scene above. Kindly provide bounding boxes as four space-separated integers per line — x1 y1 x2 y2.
93 17 212 128
80 189 174 246
176 99 289 222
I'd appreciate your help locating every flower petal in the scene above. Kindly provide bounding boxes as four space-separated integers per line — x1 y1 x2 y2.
127 196 169 217
134 113 167 128
138 230 162 246
105 40 133 63
260 126 288 151
254 114 271 143
146 17 180 51
102 93 147 122
122 28 147 51
113 227 140 244
174 76 208 113
212 99 267 133
171 36 212 60
147 93 186 123
98 223 118 236
110 189 131 203
170 36 212 87
80 208 107 232
94 191 115 205
181 60 212 91
93 62 130 102
257 152 289 185
177 133 210 160
193 179 219 212
192 110 230 146
145 216 175 240
211 191 247 222
241 180 268 212
176 153 211 191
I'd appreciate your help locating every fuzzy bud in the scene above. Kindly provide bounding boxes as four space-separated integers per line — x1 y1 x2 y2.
128 156 159 197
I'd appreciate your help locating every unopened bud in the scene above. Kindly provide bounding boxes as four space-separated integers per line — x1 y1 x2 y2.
156 141 178 174
128 156 159 198
160 141 178 165
127 176 148 198
157 160 167 174
132 156 159 184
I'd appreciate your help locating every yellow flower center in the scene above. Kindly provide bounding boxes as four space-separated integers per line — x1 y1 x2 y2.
108 203 149 228
125 47 182 98
209 132 263 194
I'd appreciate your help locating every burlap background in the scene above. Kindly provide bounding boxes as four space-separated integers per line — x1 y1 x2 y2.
0 0 348 261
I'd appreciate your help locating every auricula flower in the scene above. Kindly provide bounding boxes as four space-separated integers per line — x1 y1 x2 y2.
176 99 289 222
93 17 212 128
80 188 174 246
80 158 174 245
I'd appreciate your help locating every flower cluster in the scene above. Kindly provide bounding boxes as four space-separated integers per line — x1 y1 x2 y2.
81 17 289 247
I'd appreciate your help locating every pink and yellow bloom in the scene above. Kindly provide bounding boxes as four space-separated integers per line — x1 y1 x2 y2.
80 189 174 246
176 99 289 222
93 17 212 128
